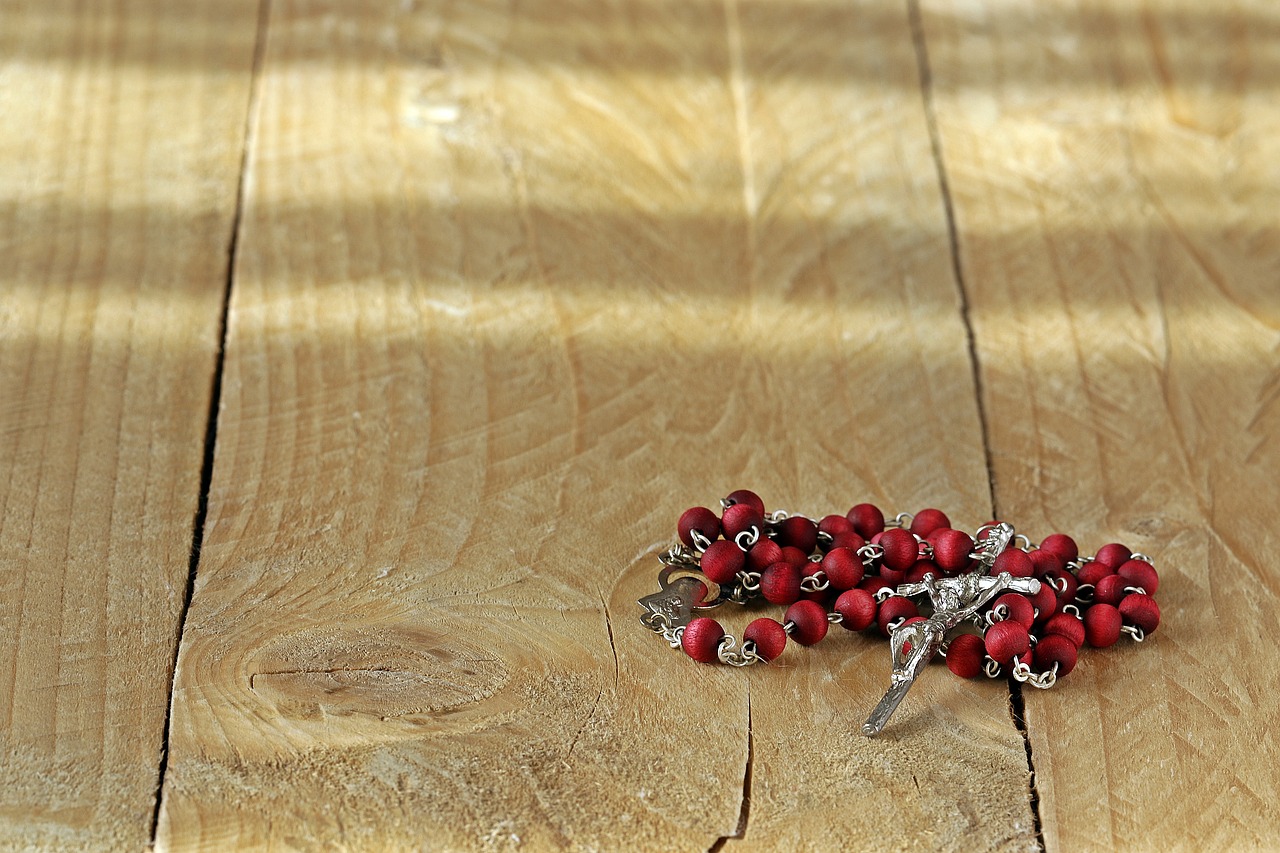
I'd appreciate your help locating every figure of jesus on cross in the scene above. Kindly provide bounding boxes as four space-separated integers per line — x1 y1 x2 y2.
862 523 1041 736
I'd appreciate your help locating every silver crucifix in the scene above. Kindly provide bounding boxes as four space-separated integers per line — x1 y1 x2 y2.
861 522 1041 737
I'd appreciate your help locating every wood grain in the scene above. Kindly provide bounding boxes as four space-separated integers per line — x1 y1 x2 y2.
921 0 1280 848
0 1 260 849
157 0 1039 849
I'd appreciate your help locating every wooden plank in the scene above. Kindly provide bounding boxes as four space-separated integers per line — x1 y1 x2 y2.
0 1 261 849
921 0 1280 848
157 0 1037 848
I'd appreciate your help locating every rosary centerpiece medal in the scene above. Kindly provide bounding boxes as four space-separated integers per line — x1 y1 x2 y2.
638 490 1162 736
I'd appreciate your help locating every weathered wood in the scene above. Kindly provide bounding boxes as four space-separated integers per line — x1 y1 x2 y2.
0 1 260 848
157 0 1038 849
922 0 1280 848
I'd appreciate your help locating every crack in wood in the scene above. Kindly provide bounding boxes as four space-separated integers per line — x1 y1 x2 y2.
147 1 273 846
708 688 752 852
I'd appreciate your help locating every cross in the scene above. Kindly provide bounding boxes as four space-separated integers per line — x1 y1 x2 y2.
861 523 1041 736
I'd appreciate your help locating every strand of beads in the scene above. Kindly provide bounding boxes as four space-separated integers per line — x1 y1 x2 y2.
661 491 1161 685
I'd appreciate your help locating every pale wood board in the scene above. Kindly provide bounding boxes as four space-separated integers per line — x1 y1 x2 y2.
0 1 260 849
157 0 1039 850
922 0 1280 849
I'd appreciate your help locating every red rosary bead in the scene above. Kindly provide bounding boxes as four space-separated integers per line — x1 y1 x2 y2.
746 538 785 573
1028 548 1064 576
821 547 864 590
722 502 764 541
991 592 1036 629
1093 573 1129 606
700 540 745 584
678 507 721 548
1043 612 1086 648
1034 633 1078 677
879 528 919 572
744 617 787 661
1038 533 1079 565
991 548 1034 579
984 620 1031 664
877 595 919 637
846 503 886 539
724 489 766 517
835 588 877 631
1040 567 1078 607
1084 603 1123 647
760 562 802 605
819 514 856 538
1076 560 1113 587
681 617 725 663
1094 542 1133 569
909 508 951 538
1029 580 1059 622
779 546 810 569
775 516 818 554
827 530 866 552
1119 593 1161 633
876 565 907 587
905 560 940 584
931 528 974 572
1117 558 1160 595
946 633 986 678
785 600 829 646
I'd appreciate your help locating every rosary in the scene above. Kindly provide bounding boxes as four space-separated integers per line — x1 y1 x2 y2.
638 490 1162 736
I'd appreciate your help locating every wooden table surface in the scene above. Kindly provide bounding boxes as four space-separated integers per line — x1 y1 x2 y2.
3 0 1278 850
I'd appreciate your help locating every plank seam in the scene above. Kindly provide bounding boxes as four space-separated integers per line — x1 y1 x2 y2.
904 2 1045 849
147 0 272 845
903 0 998 518
708 687 752 852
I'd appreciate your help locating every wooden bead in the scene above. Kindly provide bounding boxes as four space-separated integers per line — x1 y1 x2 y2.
905 560 940 584
827 530 866 552
909 508 950 538
930 528 974 572
879 528 920 572
821 547 864 590
1041 567 1078 607
681 617 725 663
724 489 765 517
1038 533 1079 565
1028 548 1065 576
700 540 745 584
760 562 802 605
1043 612 1086 648
984 620 1031 664
991 549 1034 579
746 538 784 573
744 617 787 661
722 502 764 541
835 588 877 631
877 595 919 637
991 593 1036 629
1094 573 1128 606
1084 603 1122 647
779 545 810 569
846 503 886 539
775 516 818 554
946 633 986 678
1119 593 1161 633
876 566 907 588
857 576 895 597
1034 633 1078 676
785 600 829 646
1076 560 1113 586
1029 580 1059 623
818 514 856 538
678 506 721 548
1117 559 1160 595
1094 542 1133 569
